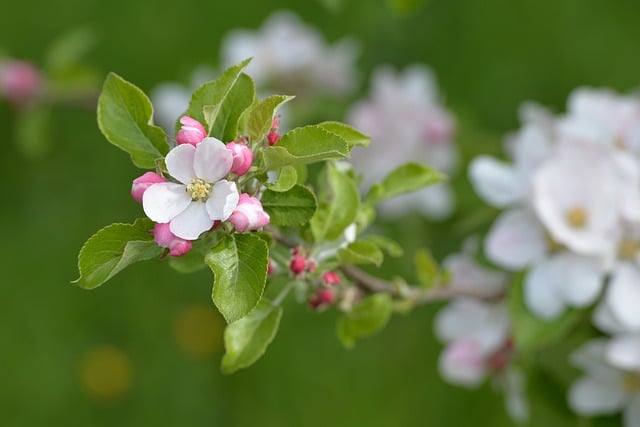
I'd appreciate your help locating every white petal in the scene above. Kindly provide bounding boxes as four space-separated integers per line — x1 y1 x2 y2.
169 202 213 240
593 301 628 335
485 209 546 270
553 252 605 307
524 258 565 320
504 368 530 423
142 182 191 223
434 299 485 342
438 340 487 388
194 137 233 183
469 156 525 207
165 144 196 184
206 180 239 221
568 376 626 415
607 334 640 371
624 395 640 427
607 264 640 331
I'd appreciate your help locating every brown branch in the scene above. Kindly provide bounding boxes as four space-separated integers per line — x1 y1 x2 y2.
340 264 504 306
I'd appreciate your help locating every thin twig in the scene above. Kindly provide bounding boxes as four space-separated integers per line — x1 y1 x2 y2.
340 264 504 305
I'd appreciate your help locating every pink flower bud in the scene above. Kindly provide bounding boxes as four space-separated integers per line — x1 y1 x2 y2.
131 172 167 204
290 255 307 275
322 271 341 285
226 141 253 176
228 193 270 233
176 116 207 146
308 289 335 309
0 60 42 105
267 117 281 146
153 223 192 257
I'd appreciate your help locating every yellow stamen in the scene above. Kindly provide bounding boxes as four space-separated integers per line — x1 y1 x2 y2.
186 179 211 202
618 239 639 261
565 206 587 229
623 373 640 393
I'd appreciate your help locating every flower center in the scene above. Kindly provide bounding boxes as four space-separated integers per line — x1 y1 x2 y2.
186 179 211 202
565 206 587 229
618 239 639 260
623 373 640 393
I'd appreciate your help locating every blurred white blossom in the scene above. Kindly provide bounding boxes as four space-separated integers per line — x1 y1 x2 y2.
348 65 457 219
221 11 358 97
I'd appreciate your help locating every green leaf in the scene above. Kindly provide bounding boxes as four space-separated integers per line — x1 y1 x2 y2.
14 107 52 160
239 95 294 143
316 121 370 149
337 241 384 266
73 218 163 289
97 73 169 168
203 72 255 142
184 58 251 132
266 165 297 192
206 234 268 323
261 185 317 226
337 294 393 348
365 162 445 206
415 249 439 288
311 163 360 241
221 298 283 374
508 273 582 353
361 235 404 257
262 125 349 170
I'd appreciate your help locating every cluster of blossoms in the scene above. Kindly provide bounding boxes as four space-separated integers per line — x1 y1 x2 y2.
221 10 358 97
469 88 640 425
434 240 528 423
347 65 457 219
131 116 270 256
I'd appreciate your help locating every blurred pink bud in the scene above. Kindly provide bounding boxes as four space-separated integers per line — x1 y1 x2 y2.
176 116 207 146
131 172 167 204
308 289 335 309
0 60 42 105
228 193 270 233
322 271 341 285
226 141 253 176
267 117 281 146
290 255 307 275
153 223 192 257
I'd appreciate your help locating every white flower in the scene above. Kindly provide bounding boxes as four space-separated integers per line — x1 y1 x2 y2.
533 139 624 258
221 11 358 96
143 138 239 240
595 264 640 333
569 339 640 427
435 298 510 386
347 64 457 219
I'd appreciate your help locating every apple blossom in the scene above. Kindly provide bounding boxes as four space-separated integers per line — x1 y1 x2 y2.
226 141 253 176
131 172 167 204
569 339 640 427
227 193 270 233
142 137 239 240
348 64 457 219
308 289 335 309
221 11 358 95
176 116 207 146
153 223 192 257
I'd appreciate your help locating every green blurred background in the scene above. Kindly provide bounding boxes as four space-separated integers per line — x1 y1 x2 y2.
2 0 639 425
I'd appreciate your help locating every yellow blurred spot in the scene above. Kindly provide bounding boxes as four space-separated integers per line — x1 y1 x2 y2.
618 239 639 260
624 373 640 393
565 206 587 229
172 304 224 359
80 344 133 403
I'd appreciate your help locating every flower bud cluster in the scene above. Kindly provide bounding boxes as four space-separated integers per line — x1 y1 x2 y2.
131 116 271 256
